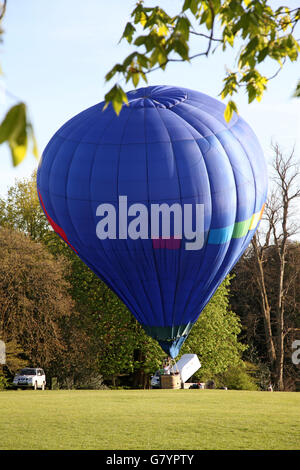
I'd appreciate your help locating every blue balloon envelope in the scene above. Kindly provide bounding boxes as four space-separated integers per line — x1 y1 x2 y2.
37 86 268 358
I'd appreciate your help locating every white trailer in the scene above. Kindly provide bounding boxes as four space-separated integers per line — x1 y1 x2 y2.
150 354 201 388
170 354 201 384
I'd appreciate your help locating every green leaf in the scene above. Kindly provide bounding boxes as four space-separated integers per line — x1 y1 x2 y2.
28 123 39 160
224 103 232 122
190 0 199 15
157 23 169 37
176 16 190 41
9 137 28 167
224 100 238 122
245 36 259 56
172 39 189 60
104 85 128 116
32 135 39 159
134 35 148 47
200 8 209 25
293 79 300 97
247 85 257 103
0 103 36 166
0 103 26 144
140 72 148 84
257 47 269 63
120 22 136 44
157 49 167 66
137 53 149 68
182 0 192 12
132 71 140 88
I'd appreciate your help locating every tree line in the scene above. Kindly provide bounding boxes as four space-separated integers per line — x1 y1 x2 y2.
0 174 252 390
0 145 299 391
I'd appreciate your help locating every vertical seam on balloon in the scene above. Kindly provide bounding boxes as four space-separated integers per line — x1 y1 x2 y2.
37 140 63 244
174 102 265 204
60 124 144 323
86 112 144 324
106 106 145 320
183 100 263 199
46 138 81 249
178 138 213 326
166 105 215 321
190 121 237 299
138 106 165 327
87 111 119 237
202 131 240 298
228 122 260 253
51 116 115 256
210 129 257 282
113 107 147 325
37 137 62 194
56 105 100 134
116 108 150 323
168 106 237 326
172 103 213 144
174 102 239 234
178 138 213 327
171 101 238 315
37 137 59 181
176 101 226 142
57 106 102 140
62 142 89 250
61 111 118 250
144 105 168 328
156 106 184 334
186 120 261 323
185 98 239 130
157 106 214 329
42 107 100 194
45 106 106 249
116 107 135 204
65 113 102 142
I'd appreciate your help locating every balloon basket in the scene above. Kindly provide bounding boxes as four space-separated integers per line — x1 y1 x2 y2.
160 373 181 389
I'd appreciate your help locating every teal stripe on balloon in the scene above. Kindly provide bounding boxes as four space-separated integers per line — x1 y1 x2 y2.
208 224 234 244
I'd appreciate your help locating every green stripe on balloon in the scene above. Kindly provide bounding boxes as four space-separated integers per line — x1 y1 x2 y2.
232 216 252 238
208 206 263 245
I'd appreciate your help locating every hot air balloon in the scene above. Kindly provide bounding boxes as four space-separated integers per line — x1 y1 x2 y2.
37 86 268 358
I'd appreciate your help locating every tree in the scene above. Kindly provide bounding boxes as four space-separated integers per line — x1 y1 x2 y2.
231 145 300 390
0 172 48 240
181 276 246 381
96 299 164 388
105 1 300 119
0 227 74 369
231 241 300 390
0 226 101 387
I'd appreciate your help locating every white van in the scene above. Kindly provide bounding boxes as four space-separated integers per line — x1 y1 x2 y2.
13 368 46 390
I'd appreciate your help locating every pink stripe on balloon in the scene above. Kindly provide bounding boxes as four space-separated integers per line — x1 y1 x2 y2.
152 237 181 250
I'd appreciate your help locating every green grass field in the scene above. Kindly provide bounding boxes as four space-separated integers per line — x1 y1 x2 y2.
0 389 299 450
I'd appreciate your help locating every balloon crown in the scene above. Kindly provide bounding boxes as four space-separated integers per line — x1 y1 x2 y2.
125 86 187 109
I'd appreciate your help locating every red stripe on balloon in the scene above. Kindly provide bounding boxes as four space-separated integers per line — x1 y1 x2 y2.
38 190 77 253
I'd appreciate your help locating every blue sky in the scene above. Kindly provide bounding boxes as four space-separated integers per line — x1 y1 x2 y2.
0 0 299 196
